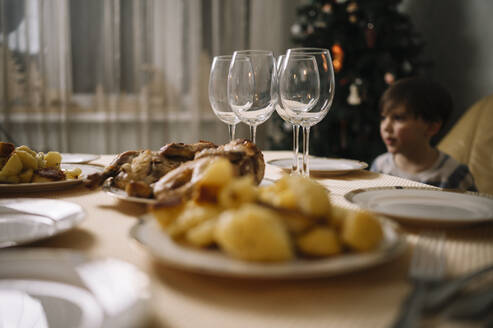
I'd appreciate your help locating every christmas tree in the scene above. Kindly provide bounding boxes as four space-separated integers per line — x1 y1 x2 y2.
268 0 429 163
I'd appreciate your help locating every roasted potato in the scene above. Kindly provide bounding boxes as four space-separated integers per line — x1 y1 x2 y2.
44 151 62 168
167 203 221 239
151 198 187 229
0 153 22 177
185 218 218 247
64 167 82 180
341 210 383 252
214 204 293 262
19 169 34 183
259 175 331 217
194 157 234 203
218 175 258 209
296 226 342 257
16 150 38 170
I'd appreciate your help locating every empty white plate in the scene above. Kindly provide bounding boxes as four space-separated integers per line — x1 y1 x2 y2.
0 248 150 328
61 153 100 164
345 187 493 226
0 198 85 247
268 157 368 177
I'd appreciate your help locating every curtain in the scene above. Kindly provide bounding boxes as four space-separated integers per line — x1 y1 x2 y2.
0 0 300 154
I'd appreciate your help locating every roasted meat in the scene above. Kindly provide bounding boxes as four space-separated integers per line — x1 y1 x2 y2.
160 141 216 160
194 139 265 184
85 141 217 194
153 139 264 201
86 139 264 201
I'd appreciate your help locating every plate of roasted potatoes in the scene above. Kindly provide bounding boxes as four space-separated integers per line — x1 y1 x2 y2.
0 142 103 192
131 158 406 279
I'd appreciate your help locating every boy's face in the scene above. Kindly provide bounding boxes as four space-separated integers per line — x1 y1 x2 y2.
380 106 440 155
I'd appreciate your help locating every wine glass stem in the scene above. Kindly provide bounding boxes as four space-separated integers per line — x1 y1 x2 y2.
292 124 300 174
302 126 311 177
228 124 236 141
249 125 257 144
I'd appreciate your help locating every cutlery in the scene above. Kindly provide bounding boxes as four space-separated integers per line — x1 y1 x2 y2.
445 283 493 320
425 263 493 311
391 232 446 328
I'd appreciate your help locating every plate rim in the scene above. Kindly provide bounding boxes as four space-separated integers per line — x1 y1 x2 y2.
102 178 276 205
129 214 407 279
61 153 101 164
267 157 368 175
0 248 150 328
0 198 86 247
0 279 105 328
102 183 157 205
344 186 493 226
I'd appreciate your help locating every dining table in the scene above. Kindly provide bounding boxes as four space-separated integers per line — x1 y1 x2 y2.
2 150 493 328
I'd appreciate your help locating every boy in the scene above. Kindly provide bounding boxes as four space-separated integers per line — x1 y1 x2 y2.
370 77 477 191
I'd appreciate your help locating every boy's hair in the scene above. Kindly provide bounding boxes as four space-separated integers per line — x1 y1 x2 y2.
379 77 453 124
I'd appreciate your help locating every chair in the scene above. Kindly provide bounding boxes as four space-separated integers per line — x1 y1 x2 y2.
438 93 493 194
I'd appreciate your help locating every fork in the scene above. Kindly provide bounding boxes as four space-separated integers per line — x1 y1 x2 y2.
391 232 446 328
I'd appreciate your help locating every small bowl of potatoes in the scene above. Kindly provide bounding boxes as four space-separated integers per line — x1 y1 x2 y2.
138 157 406 278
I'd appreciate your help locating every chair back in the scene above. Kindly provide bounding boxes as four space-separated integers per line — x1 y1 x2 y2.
438 94 493 194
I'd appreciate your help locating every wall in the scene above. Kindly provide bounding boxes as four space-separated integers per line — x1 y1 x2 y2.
401 0 493 134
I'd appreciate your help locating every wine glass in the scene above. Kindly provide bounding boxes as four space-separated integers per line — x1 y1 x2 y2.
209 55 240 141
275 55 301 174
280 48 335 176
227 50 277 144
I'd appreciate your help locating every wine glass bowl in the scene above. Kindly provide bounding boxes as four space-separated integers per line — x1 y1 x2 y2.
279 54 320 115
227 50 277 144
280 48 335 176
208 55 241 141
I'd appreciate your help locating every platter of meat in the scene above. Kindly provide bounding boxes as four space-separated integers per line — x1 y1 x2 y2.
87 139 265 204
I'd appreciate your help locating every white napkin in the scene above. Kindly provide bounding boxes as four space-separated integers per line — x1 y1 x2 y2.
0 199 84 229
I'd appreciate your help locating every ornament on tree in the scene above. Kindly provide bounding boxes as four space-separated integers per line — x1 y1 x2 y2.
347 82 361 106
384 72 395 85
306 24 315 35
291 23 303 37
314 20 327 28
331 43 344 73
322 3 332 13
402 60 412 73
364 23 376 48
346 2 358 13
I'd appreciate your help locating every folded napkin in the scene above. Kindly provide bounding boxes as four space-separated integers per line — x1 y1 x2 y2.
0 199 85 229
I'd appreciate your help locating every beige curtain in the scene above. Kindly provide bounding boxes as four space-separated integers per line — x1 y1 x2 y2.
0 0 300 154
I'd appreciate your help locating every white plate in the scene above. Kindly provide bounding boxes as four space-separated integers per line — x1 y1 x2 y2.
0 248 149 328
103 184 156 205
345 187 493 226
130 214 406 279
0 198 86 248
103 178 275 205
61 153 101 164
268 157 368 177
0 164 104 193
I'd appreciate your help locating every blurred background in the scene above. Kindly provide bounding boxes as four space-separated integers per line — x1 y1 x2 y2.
1 0 492 164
